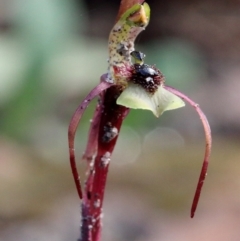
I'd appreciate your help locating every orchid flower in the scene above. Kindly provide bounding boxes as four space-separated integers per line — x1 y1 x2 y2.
68 1 212 240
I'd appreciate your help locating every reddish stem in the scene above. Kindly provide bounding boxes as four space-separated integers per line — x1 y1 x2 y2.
165 85 212 218
81 84 129 241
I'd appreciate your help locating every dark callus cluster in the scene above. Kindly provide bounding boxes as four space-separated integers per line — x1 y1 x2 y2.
130 51 164 94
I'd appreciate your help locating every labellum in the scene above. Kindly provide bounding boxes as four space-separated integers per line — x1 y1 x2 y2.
117 51 185 117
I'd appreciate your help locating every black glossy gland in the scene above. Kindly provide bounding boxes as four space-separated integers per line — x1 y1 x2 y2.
130 64 164 94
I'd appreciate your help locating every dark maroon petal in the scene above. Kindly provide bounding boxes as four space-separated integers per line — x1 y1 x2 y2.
165 85 212 218
68 78 113 199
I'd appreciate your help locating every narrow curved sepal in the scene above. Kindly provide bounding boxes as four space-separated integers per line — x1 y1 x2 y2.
165 85 212 218
116 83 185 117
68 76 113 200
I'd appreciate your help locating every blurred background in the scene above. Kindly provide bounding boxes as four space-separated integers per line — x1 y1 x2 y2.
0 0 240 240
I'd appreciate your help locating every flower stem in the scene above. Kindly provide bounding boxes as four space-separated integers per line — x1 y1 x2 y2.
79 83 129 241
